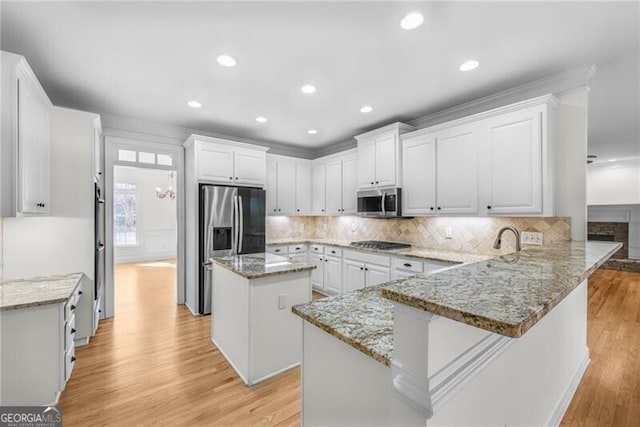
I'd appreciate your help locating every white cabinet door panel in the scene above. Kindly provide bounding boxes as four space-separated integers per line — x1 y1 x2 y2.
483 109 542 214
325 160 343 215
375 133 397 187
324 255 342 294
341 157 358 214
234 149 265 186
357 139 376 189
366 265 390 287
311 163 326 215
310 254 325 290
402 134 437 215
436 126 479 214
343 260 366 292
197 144 234 183
266 158 278 214
276 160 296 215
295 163 312 214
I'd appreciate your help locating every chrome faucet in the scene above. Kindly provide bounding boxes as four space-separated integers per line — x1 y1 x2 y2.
493 226 521 252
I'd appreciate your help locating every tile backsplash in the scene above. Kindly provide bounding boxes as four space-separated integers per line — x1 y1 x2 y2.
267 215 571 256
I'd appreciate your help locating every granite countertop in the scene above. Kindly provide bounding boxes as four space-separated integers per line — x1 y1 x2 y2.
267 238 489 264
0 273 84 311
292 241 621 366
211 252 316 279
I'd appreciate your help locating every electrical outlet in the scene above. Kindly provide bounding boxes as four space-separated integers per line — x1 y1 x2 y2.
445 227 453 239
351 222 357 235
521 232 543 245
278 294 287 310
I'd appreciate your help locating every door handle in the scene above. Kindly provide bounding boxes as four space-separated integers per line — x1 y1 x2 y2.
238 195 244 253
381 192 386 216
231 195 238 254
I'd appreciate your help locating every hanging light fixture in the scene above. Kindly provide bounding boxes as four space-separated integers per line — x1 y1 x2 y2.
156 171 176 201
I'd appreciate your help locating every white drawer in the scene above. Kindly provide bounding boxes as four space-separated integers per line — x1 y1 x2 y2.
64 344 76 383
266 245 287 255
93 296 102 334
310 244 324 254
64 296 79 322
289 254 307 263
392 258 423 273
325 246 342 257
65 313 76 352
288 244 307 254
343 250 390 267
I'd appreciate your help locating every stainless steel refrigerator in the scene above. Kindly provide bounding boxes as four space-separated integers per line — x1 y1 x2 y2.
199 184 266 314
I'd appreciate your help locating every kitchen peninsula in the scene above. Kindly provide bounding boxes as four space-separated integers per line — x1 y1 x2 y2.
210 252 315 386
293 241 621 426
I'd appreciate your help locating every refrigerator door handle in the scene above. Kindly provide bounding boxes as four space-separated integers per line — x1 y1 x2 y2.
238 195 244 253
231 195 238 254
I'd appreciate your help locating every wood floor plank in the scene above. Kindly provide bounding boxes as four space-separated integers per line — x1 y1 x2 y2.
59 263 640 426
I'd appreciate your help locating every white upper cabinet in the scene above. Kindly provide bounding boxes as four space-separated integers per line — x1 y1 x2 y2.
402 134 437 215
436 125 479 214
479 106 545 215
325 160 343 215
400 94 556 217
186 136 268 187
197 144 234 183
295 162 312 214
311 163 326 215
265 154 311 215
341 156 358 214
1 52 53 216
355 123 415 190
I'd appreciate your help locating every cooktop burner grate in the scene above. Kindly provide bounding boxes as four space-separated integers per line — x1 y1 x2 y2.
349 240 411 250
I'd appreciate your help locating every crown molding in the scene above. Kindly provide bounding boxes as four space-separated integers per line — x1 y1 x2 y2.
409 65 596 130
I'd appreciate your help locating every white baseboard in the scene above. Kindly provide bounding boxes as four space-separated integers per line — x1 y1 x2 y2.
184 302 200 316
250 362 300 386
74 336 90 347
545 349 591 427
114 253 176 264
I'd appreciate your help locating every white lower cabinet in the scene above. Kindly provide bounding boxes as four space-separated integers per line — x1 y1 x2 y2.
342 250 391 291
308 246 343 295
310 252 325 290
0 282 82 405
323 255 342 294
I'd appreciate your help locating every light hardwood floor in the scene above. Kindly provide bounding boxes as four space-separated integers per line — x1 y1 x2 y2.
59 264 640 426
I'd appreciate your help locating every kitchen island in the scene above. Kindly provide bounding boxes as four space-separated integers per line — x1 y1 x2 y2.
210 252 315 386
293 241 621 426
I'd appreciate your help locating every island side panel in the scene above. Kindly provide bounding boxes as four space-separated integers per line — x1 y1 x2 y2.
249 271 312 384
302 321 426 427
211 265 250 384
426 279 589 426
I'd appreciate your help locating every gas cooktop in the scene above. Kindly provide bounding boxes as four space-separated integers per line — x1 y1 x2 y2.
349 240 411 250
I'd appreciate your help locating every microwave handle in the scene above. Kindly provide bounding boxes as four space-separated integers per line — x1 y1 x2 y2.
381 192 386 216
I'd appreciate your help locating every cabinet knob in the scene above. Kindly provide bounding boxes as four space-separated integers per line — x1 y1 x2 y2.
325 259 328 263
297 209 300 212
365 267 369 271
71 356 76 363
71 328 76 334
278 209 281 212
430 207 434 211
487 205 492 210
79 291 83 295
437 207 442 210
375 181 379 184
229 177 233 180
321 209 324 212
370 181 374 185
360 267 364 271
235 177 239 180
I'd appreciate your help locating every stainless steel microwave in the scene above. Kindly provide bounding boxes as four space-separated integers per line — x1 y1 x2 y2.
356 188 402 217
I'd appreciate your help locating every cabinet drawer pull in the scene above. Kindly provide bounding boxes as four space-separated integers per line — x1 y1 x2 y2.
295 247 301 250
71 356 76 363
403 263 412 267
274 249 281 252
71 328 76 334
79 291 83 295
70 305 76 311
331 250 336 254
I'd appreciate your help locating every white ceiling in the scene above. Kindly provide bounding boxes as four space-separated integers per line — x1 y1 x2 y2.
1 1 638 153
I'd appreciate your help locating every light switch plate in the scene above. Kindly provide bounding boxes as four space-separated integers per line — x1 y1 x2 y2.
521 232 543 245
278 294 287 309
445 227 453 239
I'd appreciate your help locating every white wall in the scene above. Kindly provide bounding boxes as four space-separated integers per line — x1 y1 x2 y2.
113 166 177 263
587 159 640 205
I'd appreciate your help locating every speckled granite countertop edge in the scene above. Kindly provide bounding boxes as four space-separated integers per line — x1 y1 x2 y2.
211 253 316 280
0 273 84 311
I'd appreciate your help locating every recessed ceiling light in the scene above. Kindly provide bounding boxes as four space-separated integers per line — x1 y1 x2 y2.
609 159 617 162
217 54 237 67
256 116 268 123
187 101 202 108
400 12 424 30
301 84 316 94
307 129 318 135
360 105 373 113
459 60 480 72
